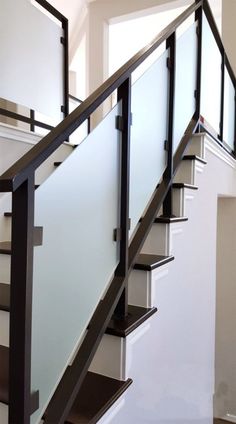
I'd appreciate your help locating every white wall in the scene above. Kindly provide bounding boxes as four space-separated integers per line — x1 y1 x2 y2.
99 135 236 423
214 198 236 420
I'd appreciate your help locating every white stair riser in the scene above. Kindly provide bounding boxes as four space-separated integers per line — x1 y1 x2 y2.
186 133 205 158
0 403 8 424
89 335 126 380
128 270 151 308
1 218 11 241
0 256 10 282
142 224 170 255
173 188 185 217
141 223 184 256
128 264 169 308
174 160 205 186
90 322 150 381
174 161 195 185
0 194 12 241
0 311 9 347
172 188 195 217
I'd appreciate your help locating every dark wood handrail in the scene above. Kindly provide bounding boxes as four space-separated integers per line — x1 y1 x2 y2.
35 0 67 24
0 0 203 193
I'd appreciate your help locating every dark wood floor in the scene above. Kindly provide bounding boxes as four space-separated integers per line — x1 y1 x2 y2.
214 419 234 424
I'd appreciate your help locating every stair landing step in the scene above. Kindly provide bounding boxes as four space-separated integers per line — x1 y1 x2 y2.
134 254 174 271
0 284 10 312
0 242 11 255
106 305 157 338
65 373 132 424
0 345 8 404
183 155 207 164
155 216 188 224
172 183 198 190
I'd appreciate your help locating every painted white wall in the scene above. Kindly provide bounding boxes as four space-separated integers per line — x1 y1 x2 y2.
214 198 236 420
70 35 87 100
98 134 236 423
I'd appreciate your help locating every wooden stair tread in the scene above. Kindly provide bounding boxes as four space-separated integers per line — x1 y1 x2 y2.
65 372 132 424
214 420 234 424
183 154 207 164
172 183 198 190
134 254 174 271
0 345 9 404
0 283 10 312
0 241 11 255
106 305 157 338
155 216 188 224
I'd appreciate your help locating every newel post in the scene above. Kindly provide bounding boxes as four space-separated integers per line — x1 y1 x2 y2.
9 174 39 423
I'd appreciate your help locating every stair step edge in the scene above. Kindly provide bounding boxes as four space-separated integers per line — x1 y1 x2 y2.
0 242 11 255
105 305 157 338
134 254 174 271
172 183 198 190
65 373 132 424
155 216 188 224
183 155 207 164
0 283 10 312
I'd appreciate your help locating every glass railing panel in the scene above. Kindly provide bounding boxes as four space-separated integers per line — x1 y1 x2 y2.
31 102 121 423
223 68 235 151
129 48 168 237
201 13 222 133
173 21 198 152
0 0 63 122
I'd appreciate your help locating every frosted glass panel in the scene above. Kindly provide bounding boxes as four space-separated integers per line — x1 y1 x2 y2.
0 0 63 121
173 22 197 152
201 13 222 132
223 68 235 150
31 103 121 423
129 50 168 236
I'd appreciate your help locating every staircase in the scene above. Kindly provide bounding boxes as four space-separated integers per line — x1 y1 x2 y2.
0 0 236 423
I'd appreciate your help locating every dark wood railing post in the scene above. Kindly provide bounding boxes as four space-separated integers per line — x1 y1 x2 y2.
114 77 131 319
195 4 203 119
30 110 35 132
62 18 69 119
219 52 225 141
162 32 176 217
9 174 36 424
